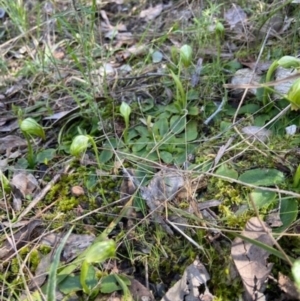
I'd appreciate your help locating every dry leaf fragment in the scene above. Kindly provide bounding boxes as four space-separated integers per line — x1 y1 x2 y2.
10 172 40 211
129 279 154 301
139 4 163 21
11 172 39 198
161 259 213 301
0 135 27 154
231 217 274 301
278 272 300 299
230 68 261 95
224 4 247 30
0 220 43 260
274 66 298 100
265 211 283 228
241 126 271 142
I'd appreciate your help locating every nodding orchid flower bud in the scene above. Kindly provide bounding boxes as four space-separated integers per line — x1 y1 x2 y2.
180 44 193 68
70 135 89 157
277 56 300 69
287 78 300 111
20 118 45 140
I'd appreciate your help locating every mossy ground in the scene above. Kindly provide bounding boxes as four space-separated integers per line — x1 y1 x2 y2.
1 0 300 300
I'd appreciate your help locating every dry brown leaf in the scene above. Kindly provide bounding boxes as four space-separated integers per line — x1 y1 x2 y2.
0 220 43 260
0 135 27 154
11 172 39 198
278 272 300 299
139 4 163 21
231 217 274 301
274 66 298 100
239 60 272 74
224 4 247 30
128 279 154 301
265 211 283 228
11 172 40 211
41 232 95 263
241 126 272 143
120 169 136 203
230 68 262 95
161 259 213 301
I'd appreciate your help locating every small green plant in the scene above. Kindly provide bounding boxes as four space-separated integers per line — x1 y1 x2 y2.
20 117 46 168
120 101 132 143
80 239 116 295
70 134 102 169
170 44 193 112
263 55 300 109
292 260 300 296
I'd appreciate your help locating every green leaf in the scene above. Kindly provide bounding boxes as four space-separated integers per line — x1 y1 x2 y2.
293 164 300 187
135 125 150 137
170 115 185 134
100 274 131 294
154 116 169 136
187 106 199 115
215 164 238 180
250 189 276 209
99 149 114 164
132 137 149 153
220 121 232 132
254 114 271 127
59 275 82 294
47 227 73 301
36 149 56 164
165 104 181 113
186 90 199 101
160 151 173 164
0 170 10 193
170 71 186 106
274 199 298 233
238 104 261 115
186 120 198 141
141 99 154 112
239 169 285 186
173 150 187 165
127 129 139 142
100 275 122 293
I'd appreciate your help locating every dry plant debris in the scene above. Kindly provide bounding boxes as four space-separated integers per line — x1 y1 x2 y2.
231 217 274 301
0 0 300 300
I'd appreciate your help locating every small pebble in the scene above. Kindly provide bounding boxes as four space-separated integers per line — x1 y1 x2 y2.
71 186 85 196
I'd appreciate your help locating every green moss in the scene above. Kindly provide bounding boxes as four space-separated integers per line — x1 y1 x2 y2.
39 245 52 255
10 258 20 274
28 249 40 271
57 196 79 212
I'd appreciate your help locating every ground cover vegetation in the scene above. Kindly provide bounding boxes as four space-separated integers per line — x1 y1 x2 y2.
1 0 300 300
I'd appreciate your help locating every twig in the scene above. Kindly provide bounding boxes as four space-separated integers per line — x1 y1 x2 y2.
204 97 226 125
